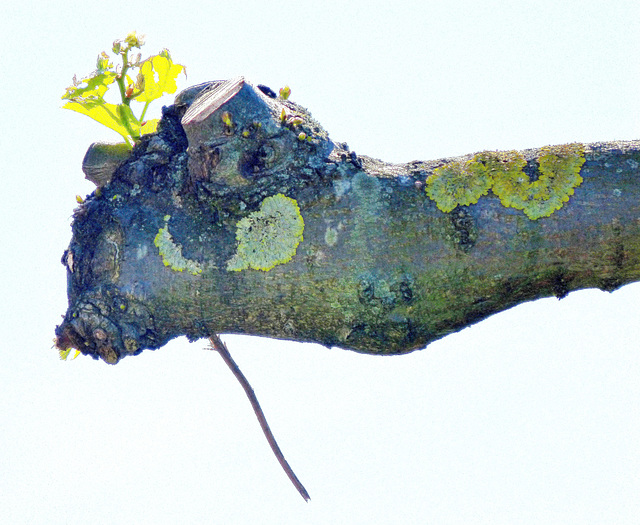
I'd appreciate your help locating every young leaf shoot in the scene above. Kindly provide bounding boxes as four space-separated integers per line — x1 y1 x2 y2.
62 32 186 148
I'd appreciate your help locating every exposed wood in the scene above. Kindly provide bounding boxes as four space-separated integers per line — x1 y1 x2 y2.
182 76 245 126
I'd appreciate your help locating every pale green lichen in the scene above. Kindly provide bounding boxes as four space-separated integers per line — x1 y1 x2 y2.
425 143 585 219
324 226 338 246
154 215 203 275
227 194 304 271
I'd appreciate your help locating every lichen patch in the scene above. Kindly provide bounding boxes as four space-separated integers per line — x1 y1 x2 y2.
492 144 585 219
154 215 203 275
227 193 304 271
425 144 586 219
426 157 493 212
324 226 339 246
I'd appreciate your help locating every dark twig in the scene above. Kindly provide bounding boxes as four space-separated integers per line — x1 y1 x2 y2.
207 334 310 501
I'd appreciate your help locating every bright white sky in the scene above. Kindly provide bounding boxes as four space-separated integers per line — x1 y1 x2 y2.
2 1 640 523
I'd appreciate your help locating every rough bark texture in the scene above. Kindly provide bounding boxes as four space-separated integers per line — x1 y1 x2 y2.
55 78 640 364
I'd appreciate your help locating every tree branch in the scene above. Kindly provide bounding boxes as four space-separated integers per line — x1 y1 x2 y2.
207 334 310 501
55 78 640 365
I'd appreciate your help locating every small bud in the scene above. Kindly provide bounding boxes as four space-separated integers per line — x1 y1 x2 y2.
112 41 122 54
135 72 145 91
221 111 233 127
76 195 84 204
298 132 307 141
97 52 111 71
93 328 107 341
125 31 145 49
288 116 303 127
280 108 287 123
242 130 250 138
279 85 291 100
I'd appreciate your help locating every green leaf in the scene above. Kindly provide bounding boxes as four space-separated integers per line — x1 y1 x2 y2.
96 51 113 74
62 99 135 146
141 118 159 135
62 37 185 148
134 51 185 104
59 348 81 360
62 71 117 101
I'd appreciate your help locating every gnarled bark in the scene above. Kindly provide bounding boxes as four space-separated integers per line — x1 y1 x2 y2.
55 77 640 364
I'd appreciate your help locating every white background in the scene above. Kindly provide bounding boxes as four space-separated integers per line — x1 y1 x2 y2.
2 1 640 523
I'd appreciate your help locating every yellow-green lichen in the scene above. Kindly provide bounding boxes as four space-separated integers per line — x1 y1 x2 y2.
324 226 338 246
154 215 203 275
482 150 531 212
227 194 304 271
491 144 585 219
426 157 493 212
425 143 585 219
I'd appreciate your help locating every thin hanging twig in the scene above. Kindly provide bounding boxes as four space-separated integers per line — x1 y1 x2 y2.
207 334 310 501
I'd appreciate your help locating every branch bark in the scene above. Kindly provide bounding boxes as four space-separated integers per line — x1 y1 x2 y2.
55 77 640 364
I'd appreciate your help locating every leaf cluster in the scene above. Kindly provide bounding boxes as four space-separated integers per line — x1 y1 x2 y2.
62 32 186 147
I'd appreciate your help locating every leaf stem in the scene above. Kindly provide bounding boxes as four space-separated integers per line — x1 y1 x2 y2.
207 334 310 502
113 49 142 144
116 50 130 106
139 100 151 123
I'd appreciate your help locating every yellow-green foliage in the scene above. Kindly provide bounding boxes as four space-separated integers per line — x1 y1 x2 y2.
227 194 304 271
59 348 81 360
425 144 585 219
62 32 185 147
154 215 203 275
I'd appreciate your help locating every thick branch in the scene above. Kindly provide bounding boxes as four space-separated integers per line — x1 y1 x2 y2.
55 78 640 364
